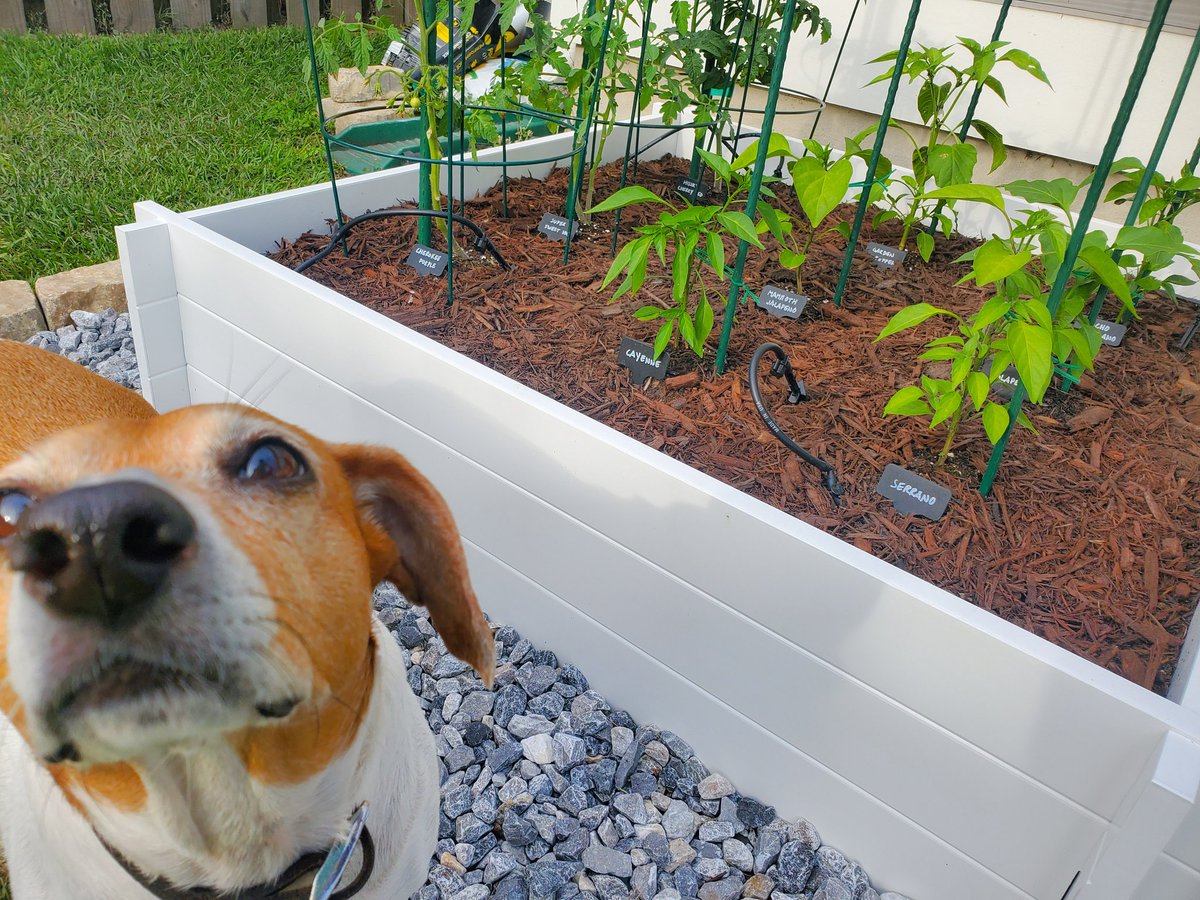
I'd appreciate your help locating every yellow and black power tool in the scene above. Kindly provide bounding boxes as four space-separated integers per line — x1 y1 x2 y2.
382 0 548 78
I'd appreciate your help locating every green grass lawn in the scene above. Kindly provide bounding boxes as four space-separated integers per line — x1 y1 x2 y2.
0 28 333 283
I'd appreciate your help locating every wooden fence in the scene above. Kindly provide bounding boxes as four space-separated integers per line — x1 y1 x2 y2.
0 0 410 36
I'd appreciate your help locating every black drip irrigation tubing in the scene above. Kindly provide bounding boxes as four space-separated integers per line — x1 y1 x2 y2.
293 209 511 274
748 343 845 505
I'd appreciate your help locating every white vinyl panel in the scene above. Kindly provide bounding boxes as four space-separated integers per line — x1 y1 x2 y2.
177 119 675 253
179 298 1100 899
160 217 1200 820
144 366 190 413
1133 854 1200 900
1166 793 1200 870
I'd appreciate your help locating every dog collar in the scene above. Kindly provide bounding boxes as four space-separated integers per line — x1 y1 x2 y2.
99 803 375 900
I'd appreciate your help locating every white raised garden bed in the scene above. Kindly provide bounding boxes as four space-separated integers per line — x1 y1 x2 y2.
117 124 1200 900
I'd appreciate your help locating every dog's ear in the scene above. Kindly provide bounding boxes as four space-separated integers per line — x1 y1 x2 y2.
333 444 494 688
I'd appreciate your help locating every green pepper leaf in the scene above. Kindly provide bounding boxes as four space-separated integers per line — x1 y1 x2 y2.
1007 319 1053 403
883 385 931 416
876 302 954 341
981 402 1010 444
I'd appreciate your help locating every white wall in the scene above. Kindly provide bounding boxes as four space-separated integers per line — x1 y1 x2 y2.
551 0 1199 168
791 1 1199 167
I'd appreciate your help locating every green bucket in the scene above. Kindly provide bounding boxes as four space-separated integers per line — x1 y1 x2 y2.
331 113 554 176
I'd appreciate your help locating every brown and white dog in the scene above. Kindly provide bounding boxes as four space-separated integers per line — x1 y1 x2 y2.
0 339 494 898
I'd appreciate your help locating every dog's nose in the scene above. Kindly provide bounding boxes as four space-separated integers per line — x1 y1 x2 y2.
8 481 195 627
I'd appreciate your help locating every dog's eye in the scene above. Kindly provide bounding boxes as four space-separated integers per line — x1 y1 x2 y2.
0 490 33 538
237 440 306 482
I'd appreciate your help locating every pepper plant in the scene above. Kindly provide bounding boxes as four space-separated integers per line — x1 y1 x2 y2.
590 146 769 360
863 37 1050 262
756 139 854 293
875 181 1110 463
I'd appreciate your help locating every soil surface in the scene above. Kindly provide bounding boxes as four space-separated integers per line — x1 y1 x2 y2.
272 155 1200 695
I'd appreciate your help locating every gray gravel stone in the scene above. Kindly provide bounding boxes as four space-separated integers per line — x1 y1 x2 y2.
455 814 490 844
584 842 635 878
450 884 489 900
674 865 700 898
722 840 753 873
788 820 821 852
612 793 650 826
694 858 730 882
773 843 814 894
593 874 631 900
518 664 559 697
611 727 635 757
555 733 589 771
697 876 745 900
444 785 473 818
485 852 521 884
494 873 529 900
697 775 735 801
503 809 539 846
662 801 697 841
736 800 776 830
813 882 852 900
510 715 557 739
631 863 658 900
522 733 556 766
528 860 582 897
699 822 735 844
665 839 697 874
742 874 774 899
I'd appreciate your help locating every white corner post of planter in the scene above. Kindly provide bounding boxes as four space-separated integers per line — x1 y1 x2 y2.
118 122 1200 900
115 221 190 412
1072 733 1200 899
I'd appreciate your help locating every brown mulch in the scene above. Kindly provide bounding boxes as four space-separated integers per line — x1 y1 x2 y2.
271 155 1200 696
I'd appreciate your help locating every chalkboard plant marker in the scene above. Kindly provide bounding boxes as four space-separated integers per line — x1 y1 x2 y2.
866 242 907 270
755 284 808 319
876 463 951 521
617 337 670 385
405 244 450 278
1095 318 1129 347
538 213 580 242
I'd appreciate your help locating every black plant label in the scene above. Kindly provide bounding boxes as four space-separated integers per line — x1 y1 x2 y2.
866 242 906 270
406 244 449 277
537 213 579 241
1095 318 1128 347
675 178 711 203
756 284 808 319
618 337 669 384
876 463 951 521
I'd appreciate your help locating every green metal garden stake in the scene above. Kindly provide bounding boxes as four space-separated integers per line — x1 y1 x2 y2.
923 0 1012 236
830 0 923 308
500 44 510 218
446 0 457 306
563 0 617 264
1088 21 1200 325
979 0 1175 497
301 0 347 252
611 0 656 257
713 0 799 374
417 0 438 247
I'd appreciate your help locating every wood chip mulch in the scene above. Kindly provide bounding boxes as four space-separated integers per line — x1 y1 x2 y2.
271 155 1200 696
